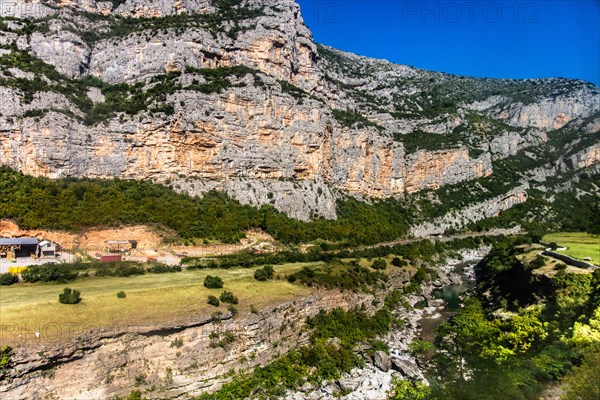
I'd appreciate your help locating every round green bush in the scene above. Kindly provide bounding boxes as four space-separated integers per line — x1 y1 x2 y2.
219 291 239 304
204 275 224 289
254 265 274 281
59 287 81 304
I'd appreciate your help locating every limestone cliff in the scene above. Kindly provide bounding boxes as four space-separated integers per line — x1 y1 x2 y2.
0 0 599 222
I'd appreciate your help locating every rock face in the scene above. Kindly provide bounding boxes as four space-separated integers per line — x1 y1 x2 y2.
0 289 381 400
410 186 529 237
0 0 599 222
284 247 491 400
404 149 491 193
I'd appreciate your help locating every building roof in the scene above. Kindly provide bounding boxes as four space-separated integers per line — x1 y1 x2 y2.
105 240 134 245
0 238 39 245
39 240 57 247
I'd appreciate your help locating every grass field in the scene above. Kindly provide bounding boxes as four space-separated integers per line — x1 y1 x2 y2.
543 232 600 265
0 263 317 346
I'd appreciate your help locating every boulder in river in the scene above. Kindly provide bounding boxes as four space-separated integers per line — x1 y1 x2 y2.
391 357 423 380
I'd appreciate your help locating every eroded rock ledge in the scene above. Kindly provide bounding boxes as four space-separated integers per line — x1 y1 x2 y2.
0 274 410 400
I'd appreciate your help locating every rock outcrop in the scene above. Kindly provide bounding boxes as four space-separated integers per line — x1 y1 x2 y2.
0 287 389 400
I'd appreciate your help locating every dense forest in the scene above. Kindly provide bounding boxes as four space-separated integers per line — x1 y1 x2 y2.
2 167 597 247
0 167 412 245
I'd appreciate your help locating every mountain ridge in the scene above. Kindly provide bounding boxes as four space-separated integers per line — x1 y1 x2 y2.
0 0 598 225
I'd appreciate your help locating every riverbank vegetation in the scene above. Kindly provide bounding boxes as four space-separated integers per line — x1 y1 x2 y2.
415 236 600 400
195 290 406 400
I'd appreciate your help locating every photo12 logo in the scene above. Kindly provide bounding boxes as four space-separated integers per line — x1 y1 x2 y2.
0 0 43 18
309 1 340 24
401 1 540 24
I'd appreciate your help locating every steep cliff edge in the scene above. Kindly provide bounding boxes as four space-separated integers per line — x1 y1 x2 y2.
0 0 598 222
0 275 410 400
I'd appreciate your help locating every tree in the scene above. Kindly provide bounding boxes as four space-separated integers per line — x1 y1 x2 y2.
561 350 600 400
408 339 434 356
58 287 81 304
391 257 404 267
254 265 274 281
371 259 387 270
566 305 600 350
204 275 224 289
388 378 431 400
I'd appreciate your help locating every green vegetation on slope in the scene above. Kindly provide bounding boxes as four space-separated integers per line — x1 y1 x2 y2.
194 292 404 400
0 47 265 125
0 167 412 245
318 43 598 118
331 108 383 130
469 171 600 236
420 237 600 400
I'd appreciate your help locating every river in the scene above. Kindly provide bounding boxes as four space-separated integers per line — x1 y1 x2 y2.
418 261 477 342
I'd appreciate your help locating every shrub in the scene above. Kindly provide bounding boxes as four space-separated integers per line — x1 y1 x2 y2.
170 337 183 348
208 295 220 307
220 291 239 304
147 264 181 273
371 259 387 270
0 273 18 286
96 264 145 277
530 255 546 269
58 287 81 304
555 263 568 271
408 339 434 355
126 390 144 400
212 311 223 323
0 345 13 377
391 257 407 267
209 330 236 348
227 304 238 317
389 378 431 400
117 291 126 298
204 275 224 289
250 304 259 314
287 263 387 291
22 263 78 283
254 265 274 281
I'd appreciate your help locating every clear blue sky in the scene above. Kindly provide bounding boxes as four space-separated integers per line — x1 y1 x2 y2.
296 0 600 86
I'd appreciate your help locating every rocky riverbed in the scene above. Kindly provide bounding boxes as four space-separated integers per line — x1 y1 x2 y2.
285 247 490 400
